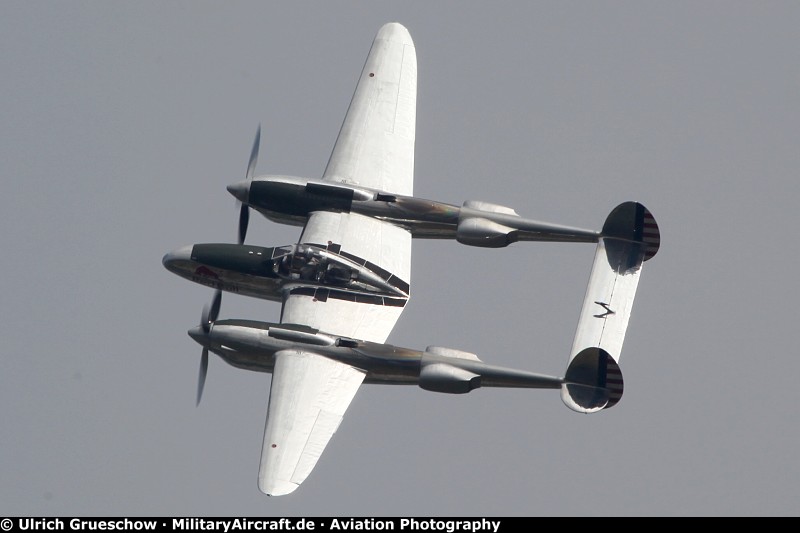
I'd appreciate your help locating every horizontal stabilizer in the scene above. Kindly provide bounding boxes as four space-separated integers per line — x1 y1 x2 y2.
562 202 659 412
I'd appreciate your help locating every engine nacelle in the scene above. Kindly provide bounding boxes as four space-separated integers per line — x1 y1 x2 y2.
456 217 518 248
247 176 377 224
418 362 481 394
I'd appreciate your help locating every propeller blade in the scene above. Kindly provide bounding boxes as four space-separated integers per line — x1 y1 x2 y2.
201 303 211 333
238 201 250 244
246 124 261 181
197 348 208 406
238 124 260 244
207 289 222 324
201 290 222 333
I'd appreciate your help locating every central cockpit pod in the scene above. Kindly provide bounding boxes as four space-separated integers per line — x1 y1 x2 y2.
278 244 408 298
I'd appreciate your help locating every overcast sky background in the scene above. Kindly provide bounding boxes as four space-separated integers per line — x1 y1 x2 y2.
2 1 799 517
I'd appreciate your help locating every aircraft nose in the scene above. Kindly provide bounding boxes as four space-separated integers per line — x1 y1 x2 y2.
227 180 250 203
162 245 193 268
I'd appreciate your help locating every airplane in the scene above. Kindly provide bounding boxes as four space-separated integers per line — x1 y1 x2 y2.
163 22 660 496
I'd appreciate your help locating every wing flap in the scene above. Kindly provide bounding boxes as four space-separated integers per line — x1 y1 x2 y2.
282 293 405 344
258 350 365 496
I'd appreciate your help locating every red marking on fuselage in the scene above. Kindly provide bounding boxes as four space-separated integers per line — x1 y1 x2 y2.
194 266 220 279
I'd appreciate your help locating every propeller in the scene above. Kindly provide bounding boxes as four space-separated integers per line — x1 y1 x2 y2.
237 124 261 244
196 289 222 406
196 124 258 404
197 348 209 407
201 289 222 334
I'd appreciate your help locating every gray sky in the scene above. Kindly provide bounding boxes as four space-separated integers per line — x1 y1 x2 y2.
2 1 799 517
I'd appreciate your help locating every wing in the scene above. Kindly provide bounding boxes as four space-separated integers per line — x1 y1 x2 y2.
258 24 417 496
281 23 416 343
258 350 365 496
323 22 416 196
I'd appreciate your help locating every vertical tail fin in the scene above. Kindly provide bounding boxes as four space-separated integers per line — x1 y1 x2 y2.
562 347 623 412
561 202 659 413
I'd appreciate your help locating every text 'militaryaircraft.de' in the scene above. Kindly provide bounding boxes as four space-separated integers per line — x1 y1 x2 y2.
163 22 660 496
